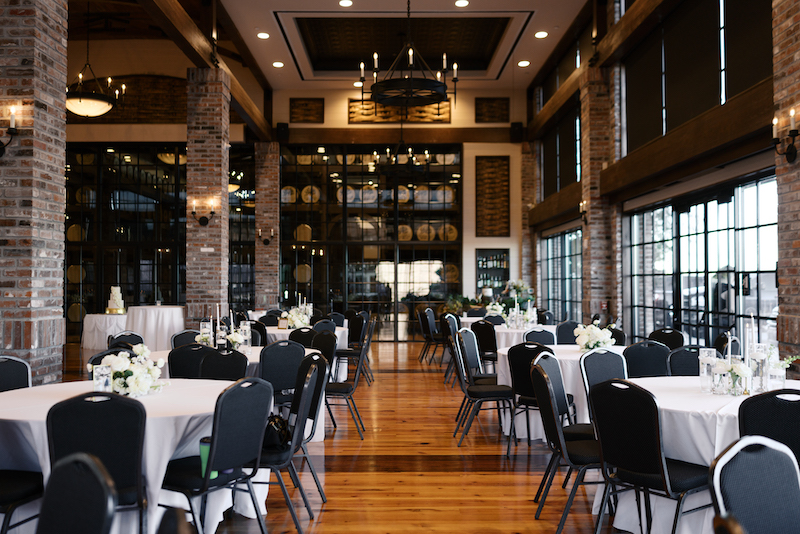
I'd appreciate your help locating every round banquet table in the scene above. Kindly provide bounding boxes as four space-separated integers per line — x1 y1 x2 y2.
496 343 625 441
599 376 800 534
126 305 186 352
492 324 557 348
0 379 270 534
81 313 128 349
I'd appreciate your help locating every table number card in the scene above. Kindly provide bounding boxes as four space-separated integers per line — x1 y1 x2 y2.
278 318 289 329
92 365 112 392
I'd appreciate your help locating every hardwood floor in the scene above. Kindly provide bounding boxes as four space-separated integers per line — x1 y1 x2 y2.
65 342 619 533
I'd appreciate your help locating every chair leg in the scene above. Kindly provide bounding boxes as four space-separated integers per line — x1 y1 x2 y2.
457 400 483 447
344 397 364 439
526 407 532 446
670 494 688 534
325 397 337 428
183 492 205 534
349 396 365 430
562 467 573 488
555 466 588 534
288 462 314 520
534 452 559 503
300 442 327 503
594 481 612 534
455 395 468 423
245 479 269 534
535 454 561 519
506 404 517 457
275 469 304 534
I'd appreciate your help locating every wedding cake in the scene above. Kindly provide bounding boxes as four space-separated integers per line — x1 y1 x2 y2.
106 286 125 314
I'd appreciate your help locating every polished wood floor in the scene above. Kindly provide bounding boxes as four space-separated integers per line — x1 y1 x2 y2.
65 342 619 534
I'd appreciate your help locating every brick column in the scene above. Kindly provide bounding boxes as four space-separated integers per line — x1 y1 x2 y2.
185 68 230 324
579 67 614 323
520 141 536 289
0 0 67 384
255 142 280 308
775 0 800 361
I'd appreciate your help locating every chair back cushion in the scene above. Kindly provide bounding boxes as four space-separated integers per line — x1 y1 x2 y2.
312 319 336 333
310 330 338 360
200 350 249 380
0 355 31 391
624 340 670 378
288 327 317 348
168 343 218 378
171 330 200 349
556 321 580 344
648 327 686 350
739 389 800 461
507 343 547 398
471 320 498 353
524 328 555 345
667 345 704 376
259 340 307 391
534 352 571 417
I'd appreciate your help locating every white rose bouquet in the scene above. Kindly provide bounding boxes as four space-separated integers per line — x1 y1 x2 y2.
574 321 615 352
282 307 310 329
226 329 245 349
485 302 505 316
88 344 166 397
195 331 212 345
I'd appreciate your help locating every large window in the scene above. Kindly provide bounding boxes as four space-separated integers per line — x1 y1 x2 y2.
280 144 462 341
538 228 582 322
624 172 778 345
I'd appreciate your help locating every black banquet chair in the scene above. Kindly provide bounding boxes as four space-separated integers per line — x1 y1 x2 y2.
47 391 148 534
739 388 800 461
555 320 580 344
293 354 331 503
710 434 800 534
648 327 686 350
255 356 324 534
591 379 711 534
0 465 43 534
289 327 317 348
108 330 144 349
168 343 219 379
35 453 117 534
667 345 706 376
623 339 670 378
328 312 345 326
171 330 200 349
312 319 336 333
0 355 31 392
259 340 307 409
161 378 274 534
523 327 556 345
199 349 249 380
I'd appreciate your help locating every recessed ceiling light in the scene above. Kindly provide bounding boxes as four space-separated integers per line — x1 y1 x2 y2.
272 61 284 68
257 32 269 40
535 31 549 39
339 0 353 6
354 81 363 87
455 0 469 6
517 60 531 68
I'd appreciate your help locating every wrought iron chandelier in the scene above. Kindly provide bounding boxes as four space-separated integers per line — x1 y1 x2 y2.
358 0 458 114
65 5 126 118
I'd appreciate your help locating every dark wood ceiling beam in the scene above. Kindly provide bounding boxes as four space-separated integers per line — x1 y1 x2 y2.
527 67 582 138
136 0 272 141
527 182 581 230
287 127 513 145
600 78 773 202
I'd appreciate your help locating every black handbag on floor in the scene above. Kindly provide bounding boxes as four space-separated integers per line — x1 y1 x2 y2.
263 414 291 451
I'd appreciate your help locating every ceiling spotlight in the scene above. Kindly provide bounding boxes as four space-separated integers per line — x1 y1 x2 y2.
272 61 284 68
455 0 469 6
534 31 549 39
257 32 270 40
339 0 353 6
517 60 531 68
354 81 363 87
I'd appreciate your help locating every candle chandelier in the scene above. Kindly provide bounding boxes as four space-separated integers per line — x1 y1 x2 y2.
358 0 458 115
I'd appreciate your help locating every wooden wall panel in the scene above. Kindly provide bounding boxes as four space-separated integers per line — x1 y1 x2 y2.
475 156 510 237
290 98 325 123
348 100 451 123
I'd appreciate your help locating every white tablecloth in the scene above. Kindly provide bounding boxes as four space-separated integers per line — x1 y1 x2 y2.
126 306 186 351
497 344 625 441
603 377 800 534
0 379 270 534
492 324 557 348
81 314 128 349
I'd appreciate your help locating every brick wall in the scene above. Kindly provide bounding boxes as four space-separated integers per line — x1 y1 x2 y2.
520 141 536 289
530 139 543 302
255 142 280 307
185 68 230 324
775 0 800 360
579 67 614 323
0 0 68 384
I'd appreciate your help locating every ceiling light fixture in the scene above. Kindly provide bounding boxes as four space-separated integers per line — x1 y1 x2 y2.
517 60 531 68
354 81 363 87
339 0 353 6
358 0 457 114
257 32 270 39
534 31 549 39
273 61 284 68
455 0 469 6
65 4 126 118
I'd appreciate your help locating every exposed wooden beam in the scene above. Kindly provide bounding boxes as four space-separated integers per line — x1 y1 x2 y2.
527 182 582 230
600 78 773 202
527 68 582 139
288 127 514 145
136 0 272 141
594 0 684 67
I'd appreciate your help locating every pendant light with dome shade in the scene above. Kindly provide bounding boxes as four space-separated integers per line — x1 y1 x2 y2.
65 4 126 118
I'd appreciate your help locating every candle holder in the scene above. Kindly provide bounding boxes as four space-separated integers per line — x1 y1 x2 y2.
0 125 18 158
773 131 798 163
192 208 215 226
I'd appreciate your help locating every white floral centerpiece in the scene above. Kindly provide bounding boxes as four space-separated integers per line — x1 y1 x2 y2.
226 329 244 349
574 321 616 352
506 279 530 296
710 358 752 395
195 331 212 346
88 344 166 397
485 302 505 316
282 307 310 329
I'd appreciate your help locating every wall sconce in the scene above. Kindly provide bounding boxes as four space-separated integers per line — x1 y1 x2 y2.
259 228 273 245
579 199 588 224
191 200 215 226
0 107 18 158
773 111 798 163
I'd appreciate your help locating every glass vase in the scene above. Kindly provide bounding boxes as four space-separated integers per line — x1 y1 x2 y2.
712 372 730 395
749 343 770 393
768 367 786 391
